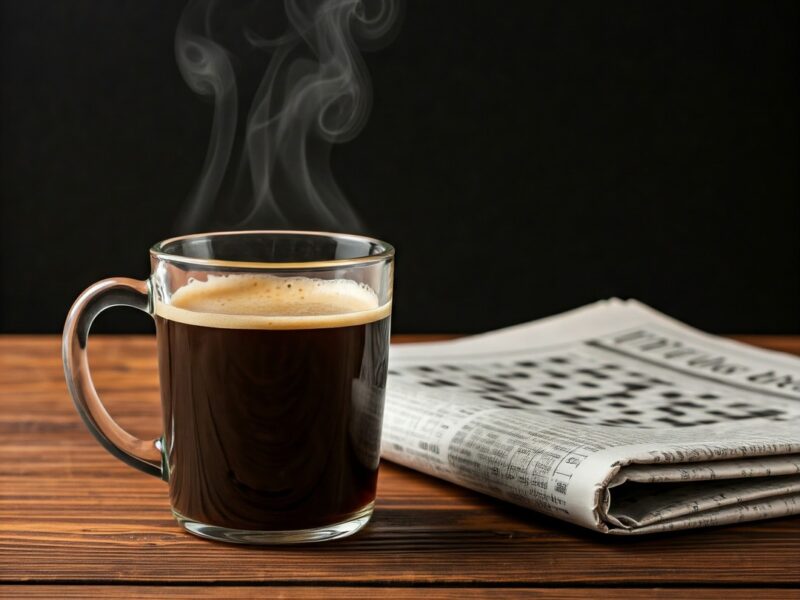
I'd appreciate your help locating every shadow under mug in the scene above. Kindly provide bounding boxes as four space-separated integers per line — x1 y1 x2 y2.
63 230 394 544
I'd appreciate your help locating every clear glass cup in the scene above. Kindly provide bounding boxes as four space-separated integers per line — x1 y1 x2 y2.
63 231 394 544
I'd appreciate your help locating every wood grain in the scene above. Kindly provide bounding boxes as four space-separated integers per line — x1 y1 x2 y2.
1 587 798 599
1 335 799 589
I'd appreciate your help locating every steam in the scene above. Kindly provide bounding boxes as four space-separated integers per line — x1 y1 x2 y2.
175 0 401 233
175 2 238 232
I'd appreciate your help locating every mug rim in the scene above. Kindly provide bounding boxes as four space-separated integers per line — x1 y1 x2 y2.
150 230 395 270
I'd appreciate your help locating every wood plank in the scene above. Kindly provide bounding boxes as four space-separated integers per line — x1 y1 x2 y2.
730 335 800 354
1 586 798 599
1 335 799 585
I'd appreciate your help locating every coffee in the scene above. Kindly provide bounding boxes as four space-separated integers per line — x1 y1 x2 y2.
154 274 391 532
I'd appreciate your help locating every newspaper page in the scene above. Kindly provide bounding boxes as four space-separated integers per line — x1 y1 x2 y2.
381 299 800 534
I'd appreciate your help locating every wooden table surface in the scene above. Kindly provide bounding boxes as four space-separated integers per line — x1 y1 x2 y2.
1 334 799 599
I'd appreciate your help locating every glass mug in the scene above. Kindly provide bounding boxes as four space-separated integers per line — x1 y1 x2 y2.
63 231 393 544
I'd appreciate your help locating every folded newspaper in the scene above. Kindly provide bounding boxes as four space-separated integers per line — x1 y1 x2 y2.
381 299 800 534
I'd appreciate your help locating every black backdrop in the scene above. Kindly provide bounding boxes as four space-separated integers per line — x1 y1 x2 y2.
1 0 798 334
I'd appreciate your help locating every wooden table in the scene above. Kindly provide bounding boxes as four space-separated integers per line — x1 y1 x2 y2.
1 335 799 599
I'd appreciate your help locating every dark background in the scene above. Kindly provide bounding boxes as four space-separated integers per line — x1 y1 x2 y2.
1 0 798 334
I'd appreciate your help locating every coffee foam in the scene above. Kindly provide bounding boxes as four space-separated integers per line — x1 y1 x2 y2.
155 274 390 330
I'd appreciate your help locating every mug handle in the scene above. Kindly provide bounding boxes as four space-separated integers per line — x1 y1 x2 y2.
63 277 164 479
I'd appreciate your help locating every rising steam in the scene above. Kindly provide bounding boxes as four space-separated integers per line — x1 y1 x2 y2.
175 0 401 233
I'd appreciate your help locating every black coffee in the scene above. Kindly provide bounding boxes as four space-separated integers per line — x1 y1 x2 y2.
154 274 390 531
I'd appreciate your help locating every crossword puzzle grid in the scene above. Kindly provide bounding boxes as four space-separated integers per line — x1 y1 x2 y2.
389 351 792 428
